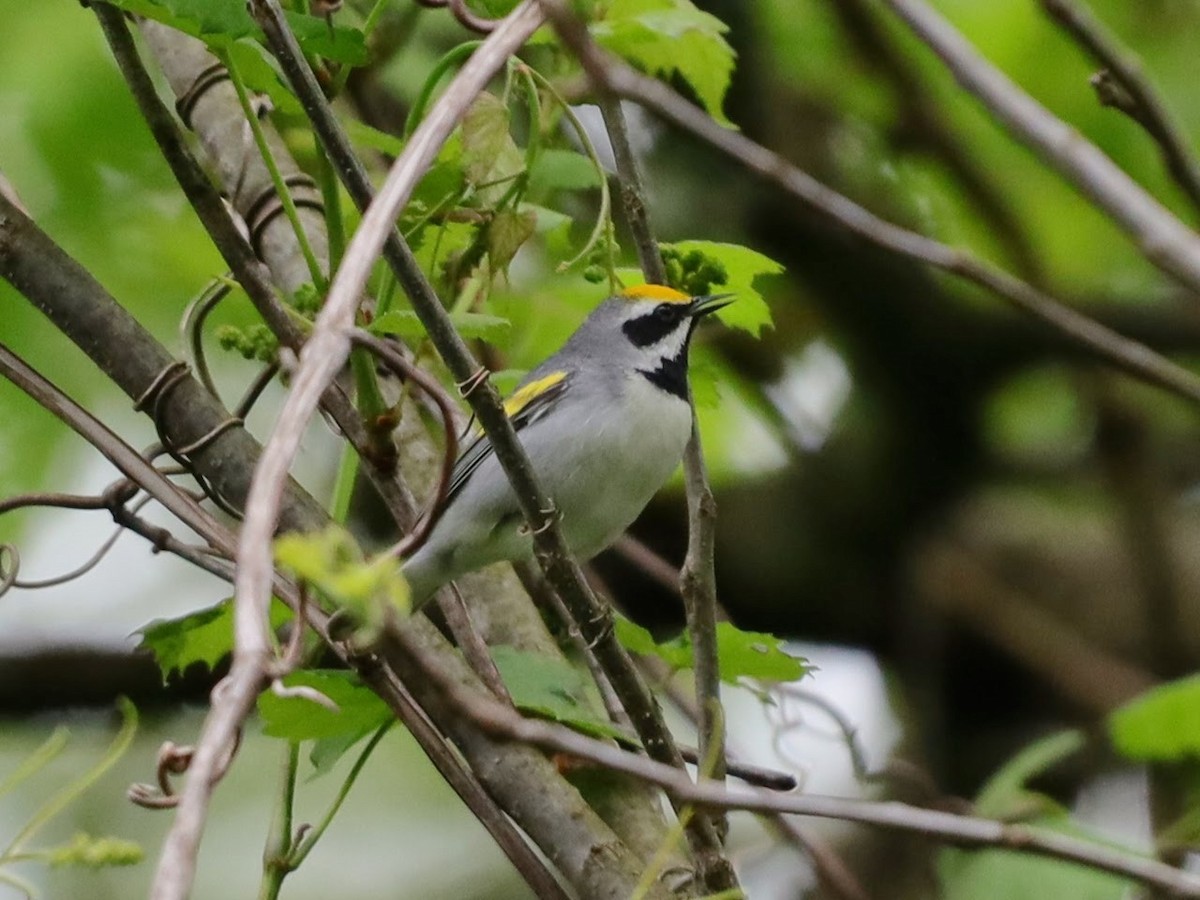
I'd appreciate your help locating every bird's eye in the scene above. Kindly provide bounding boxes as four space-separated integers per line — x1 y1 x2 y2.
654 304 677 322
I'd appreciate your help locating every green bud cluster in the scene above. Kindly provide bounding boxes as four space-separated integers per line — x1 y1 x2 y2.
215 323 279 362
661 245 728 296
48 833 144 868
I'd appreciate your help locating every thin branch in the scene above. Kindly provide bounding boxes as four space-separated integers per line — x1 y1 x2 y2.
878 0 1200 294
0 344 235 558
1040 0 1200 219
247 2 727 886
399 624 1200 899
831 0 1044 282
597 94 731 851
536 0 1200 411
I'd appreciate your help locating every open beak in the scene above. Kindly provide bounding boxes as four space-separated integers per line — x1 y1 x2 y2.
688 293 735 318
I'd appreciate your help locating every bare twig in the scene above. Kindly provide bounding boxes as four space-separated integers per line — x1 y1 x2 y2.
413 0 504 34
1040 0 1200 219
0 345 235 559
831 0 1043 282
399 618 1200 899
597 93 730 841
536 0 1200 411
878 0 1200 294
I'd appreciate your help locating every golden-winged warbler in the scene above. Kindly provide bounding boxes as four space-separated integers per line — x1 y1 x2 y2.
401 284 731 604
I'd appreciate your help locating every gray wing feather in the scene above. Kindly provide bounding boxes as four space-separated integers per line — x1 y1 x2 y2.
442 374 572 506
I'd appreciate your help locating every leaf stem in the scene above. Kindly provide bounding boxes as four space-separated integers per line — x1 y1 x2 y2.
289 723 391 866
2 699 138 860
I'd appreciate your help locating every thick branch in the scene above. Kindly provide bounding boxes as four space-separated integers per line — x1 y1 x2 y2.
94 4 416 524
0 190 327 534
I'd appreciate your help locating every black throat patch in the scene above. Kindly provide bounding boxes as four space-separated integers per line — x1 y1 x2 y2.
639 346 689 400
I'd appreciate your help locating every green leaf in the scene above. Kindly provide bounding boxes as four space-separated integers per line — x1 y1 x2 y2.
714 622 811 683
137 597 293 683
941 727 1132 900
308 730 374 780
614 616 810 684
274 526 409 625
614 616 693 668
487 209 538 273
491 646 627 740
369 310 512 343
341 117 405 157
258 670 391 742
460 93 523 188
104 0 367 64
974 730 1084 819
1109 674 1200 761
593 0 736 126
226 41 302 117
527 148 602 195
939 837 1132 900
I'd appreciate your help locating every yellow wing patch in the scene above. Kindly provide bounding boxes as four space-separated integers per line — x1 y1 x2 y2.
503 371 568 418
619 284 691 304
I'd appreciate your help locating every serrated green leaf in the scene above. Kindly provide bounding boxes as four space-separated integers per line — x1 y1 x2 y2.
528 149 602 195
593 0 736 126
104 0 367 64
714 623 811 683
615 616 693 669
615 616 809 684
369 309 511 343
671 241 781 335
1109 674 1200 761
258 670 390 741
491 646 627 740
137 597 292 683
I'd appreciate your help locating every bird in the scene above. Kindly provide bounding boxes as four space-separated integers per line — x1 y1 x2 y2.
400 284 731 605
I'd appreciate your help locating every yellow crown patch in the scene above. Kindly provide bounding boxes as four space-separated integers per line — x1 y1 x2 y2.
618 284 691 304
